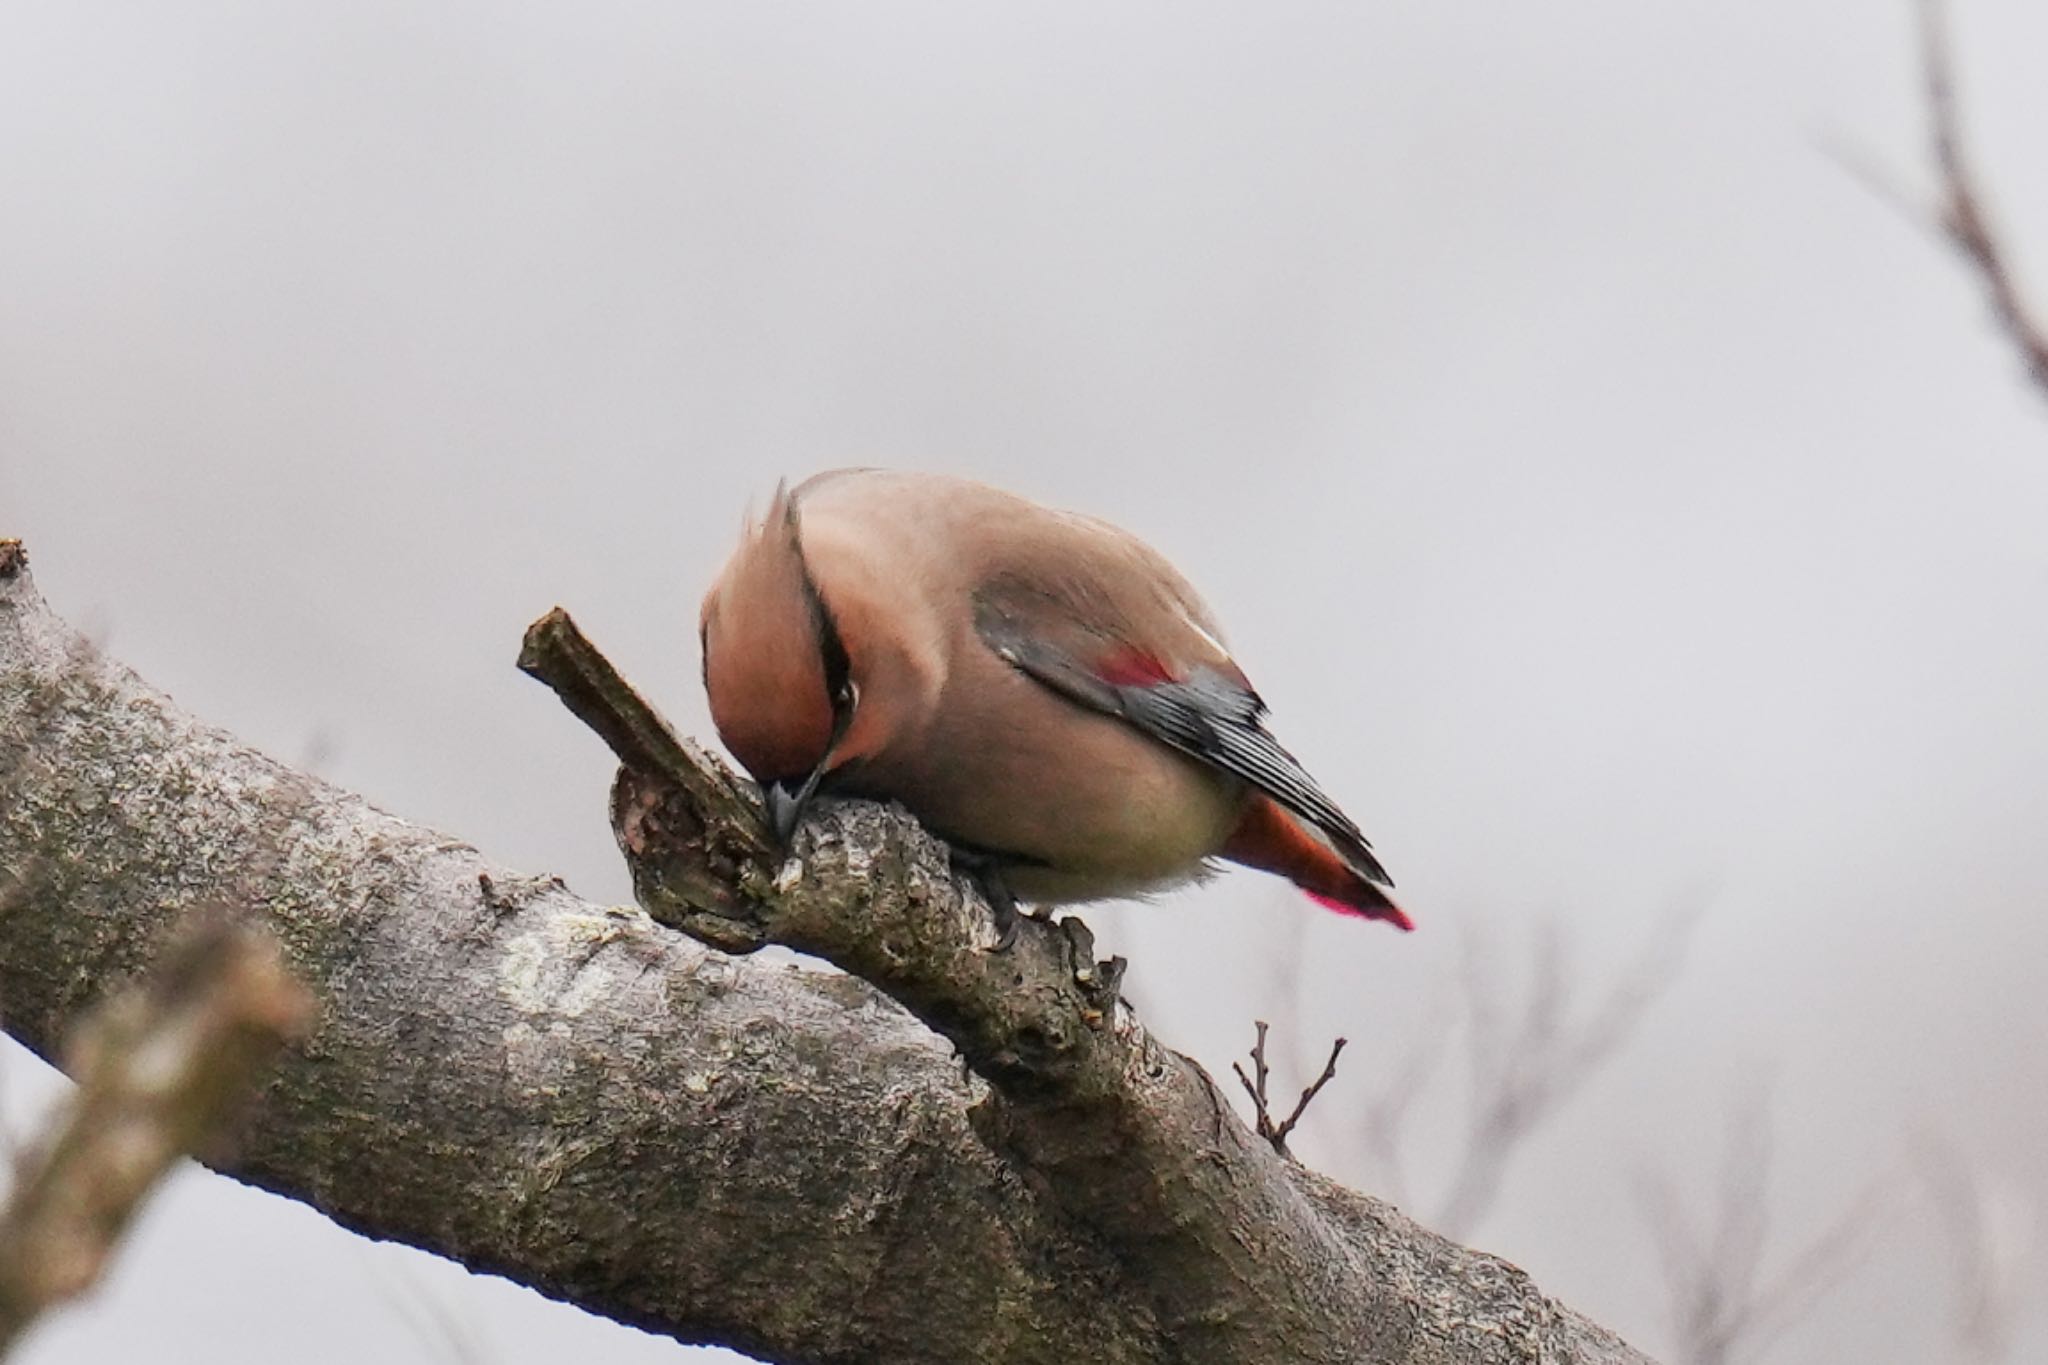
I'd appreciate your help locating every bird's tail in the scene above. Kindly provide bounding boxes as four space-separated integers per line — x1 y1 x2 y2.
1221 795 1414 931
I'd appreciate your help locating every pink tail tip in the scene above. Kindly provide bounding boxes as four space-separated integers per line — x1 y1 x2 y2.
1306 889 1415 932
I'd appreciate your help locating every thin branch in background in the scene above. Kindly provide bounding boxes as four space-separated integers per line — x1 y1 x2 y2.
1915 1134 2035 1363
1260 906 1317 1082
1640 1086 1883 1365
1304 902 1693 1226
1916 0 2048 397
1233 1020 1349 1159
1837 0 2048 397
1433 907 1699 1239
1354 984 1457 1210
0 916 314 1353
359 1246 496 1365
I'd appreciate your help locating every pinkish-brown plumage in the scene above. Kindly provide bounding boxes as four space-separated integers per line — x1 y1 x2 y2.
700 469 1407 929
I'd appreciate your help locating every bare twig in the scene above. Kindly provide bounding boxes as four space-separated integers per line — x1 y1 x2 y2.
1433 910 1697 1238
0 917 314 1351
1827 0 2048 399
1832 0 2048 400
360 1249 496 1365
1355 986 1457 1208
1640 1087 1881 1365
1232 1022 1272 1130
1258 908 1318 1086
1233 1020 1349 1158
1252 902 1689 1224
1275 1039 1348 1153
1916 1135 2034 1362
1918 0 2048 396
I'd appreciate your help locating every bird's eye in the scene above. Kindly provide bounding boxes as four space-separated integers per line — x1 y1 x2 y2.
836 679 859 711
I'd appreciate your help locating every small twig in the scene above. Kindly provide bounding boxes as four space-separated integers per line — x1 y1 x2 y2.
1434 908 1697 1238
1638 1084 1880 1365
1233 1020 1348 1158
1272 1038 1348 1153
0 917 314 1350
1914 0 2048 397
1233 1020 1273 1125
1356 987 1456 1207
359 1247 496 1365
1915 1134 2033 1363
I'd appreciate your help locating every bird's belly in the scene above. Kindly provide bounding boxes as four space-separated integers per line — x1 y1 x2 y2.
849 708 1247 904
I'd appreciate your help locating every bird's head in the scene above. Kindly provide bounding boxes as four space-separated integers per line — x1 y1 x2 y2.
700 483 858 844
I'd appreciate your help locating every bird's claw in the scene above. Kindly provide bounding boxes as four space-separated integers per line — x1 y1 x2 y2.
990 895 1020 952
951 847 1025 952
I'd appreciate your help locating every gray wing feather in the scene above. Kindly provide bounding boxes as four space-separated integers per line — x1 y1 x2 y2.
978 608 1391 887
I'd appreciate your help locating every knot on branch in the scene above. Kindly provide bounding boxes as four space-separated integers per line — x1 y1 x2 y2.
610 766 773 951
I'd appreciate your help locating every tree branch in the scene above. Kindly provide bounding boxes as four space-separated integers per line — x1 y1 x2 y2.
0 542 1654 1365
1430 916 1693 1241
1836 0 2048 398
1638 1087 1878 1365
1916 0 2048 398
0 916 312 1350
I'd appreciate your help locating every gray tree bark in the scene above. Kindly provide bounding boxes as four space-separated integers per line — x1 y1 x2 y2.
0 539 1655 1365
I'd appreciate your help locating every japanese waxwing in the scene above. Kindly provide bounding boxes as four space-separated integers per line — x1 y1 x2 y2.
699 469 1409 939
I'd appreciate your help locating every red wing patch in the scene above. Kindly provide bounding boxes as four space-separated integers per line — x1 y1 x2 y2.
1093 646 1178 687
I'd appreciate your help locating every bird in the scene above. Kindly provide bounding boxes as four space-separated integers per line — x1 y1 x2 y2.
699 468 1409 942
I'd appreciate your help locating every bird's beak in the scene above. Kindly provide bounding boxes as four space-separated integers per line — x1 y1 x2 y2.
763 765 826 847
762 683 858 847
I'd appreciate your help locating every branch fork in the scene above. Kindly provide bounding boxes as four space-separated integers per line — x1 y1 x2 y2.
1235 1020 1349 1159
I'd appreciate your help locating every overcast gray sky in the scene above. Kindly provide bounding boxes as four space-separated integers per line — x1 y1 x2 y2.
3 2 2046 1362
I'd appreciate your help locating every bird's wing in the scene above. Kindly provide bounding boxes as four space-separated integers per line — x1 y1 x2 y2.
972 579 1392 888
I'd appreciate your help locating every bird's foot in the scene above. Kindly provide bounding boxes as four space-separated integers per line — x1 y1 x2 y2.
950 846 1024 951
